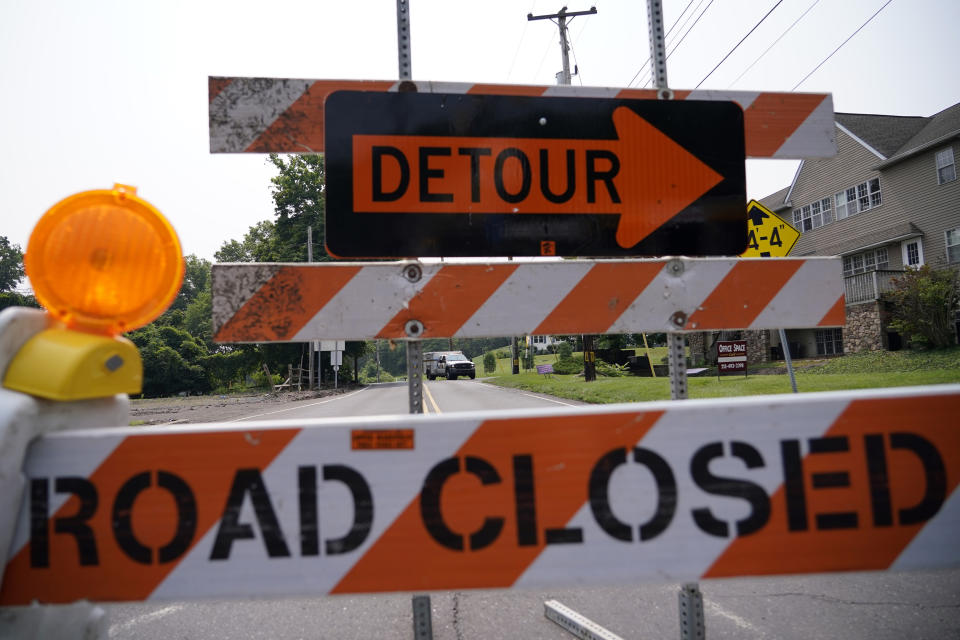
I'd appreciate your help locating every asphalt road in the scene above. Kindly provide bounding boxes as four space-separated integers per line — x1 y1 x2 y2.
224 379 585 422
74 382 960 638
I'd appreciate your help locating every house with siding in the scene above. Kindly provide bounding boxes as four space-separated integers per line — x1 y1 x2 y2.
756 102 960 357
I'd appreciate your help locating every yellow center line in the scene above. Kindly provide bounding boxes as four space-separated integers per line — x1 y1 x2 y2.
423 382 442 414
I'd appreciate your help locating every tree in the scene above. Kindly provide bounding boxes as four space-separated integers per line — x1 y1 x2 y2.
215 220 278 263
0 236 25 292
268 154 329 262
886 266 959 349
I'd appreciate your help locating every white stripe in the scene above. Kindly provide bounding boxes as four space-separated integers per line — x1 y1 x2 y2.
227 388 368 422
542 85 621 98
515 394 853 588
609 260 735 333
457 262 592 336
291 264 442 342
892 485 960 571
718 355 747 363
152 415 483 600
109 605 183 636
749 259 843 329
209 78 312 153
521 392 580 407
775 94 837 159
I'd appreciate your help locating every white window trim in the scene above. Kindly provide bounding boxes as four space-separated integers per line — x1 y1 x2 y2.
936 146 956 185
946 227 960 264
901 238 925 268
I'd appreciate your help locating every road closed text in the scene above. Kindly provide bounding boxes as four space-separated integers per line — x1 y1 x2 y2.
23 431 947 568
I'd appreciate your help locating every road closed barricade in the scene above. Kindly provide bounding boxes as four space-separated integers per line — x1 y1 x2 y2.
2 384 957 604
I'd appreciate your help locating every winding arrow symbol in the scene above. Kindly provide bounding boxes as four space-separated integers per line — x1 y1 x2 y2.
351 106 724 248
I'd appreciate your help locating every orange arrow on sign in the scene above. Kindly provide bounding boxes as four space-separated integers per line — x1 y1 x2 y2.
351 106 724 248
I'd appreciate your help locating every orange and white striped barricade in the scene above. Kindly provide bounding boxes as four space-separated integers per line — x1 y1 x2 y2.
208 77 835 160
1 384 957 604
211 257 845 343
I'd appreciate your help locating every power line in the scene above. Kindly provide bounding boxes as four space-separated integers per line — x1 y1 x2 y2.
727 0 822 88
507 1 540 81
792 0 894 90
695 0 784 90
626 0 697 88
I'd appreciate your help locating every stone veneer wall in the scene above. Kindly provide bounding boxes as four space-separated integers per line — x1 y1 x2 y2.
744 330 771 364
687 333 707 366
844 301 885 352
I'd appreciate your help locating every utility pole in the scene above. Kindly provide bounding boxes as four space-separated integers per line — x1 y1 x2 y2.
529 5 598 381
528 6 596 85
307 226 315 390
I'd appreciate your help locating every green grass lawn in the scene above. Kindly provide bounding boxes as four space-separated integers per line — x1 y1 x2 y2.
479 347 960 404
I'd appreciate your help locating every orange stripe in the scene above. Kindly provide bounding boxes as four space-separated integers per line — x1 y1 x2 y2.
705 394 960 578
215 265 362 342
332 410 663 593
684 260 803 330
0 428 300 604
209 77 233 104
743 93 827 157
466 84 547 97
534 262 663 334
818 294 846 326
376 264 517 339
246 80 394 153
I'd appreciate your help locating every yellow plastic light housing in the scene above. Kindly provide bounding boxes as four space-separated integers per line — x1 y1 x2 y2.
24 184 184 335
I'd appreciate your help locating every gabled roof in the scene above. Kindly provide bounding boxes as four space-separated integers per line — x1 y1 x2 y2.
760 101 960 204
757 186 790 211
879 102 960 166
834 113 929 158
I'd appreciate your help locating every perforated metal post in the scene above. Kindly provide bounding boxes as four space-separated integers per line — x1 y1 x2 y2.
406 339 424 414
678 583 705 640
667 333 688 400
647 0 672 99
396 0 412 81
412 594 433 639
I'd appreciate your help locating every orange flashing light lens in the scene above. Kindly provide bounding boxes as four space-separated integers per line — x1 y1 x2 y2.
24 184 184 335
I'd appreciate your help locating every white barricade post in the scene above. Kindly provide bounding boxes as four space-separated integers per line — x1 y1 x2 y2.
1 384 958 605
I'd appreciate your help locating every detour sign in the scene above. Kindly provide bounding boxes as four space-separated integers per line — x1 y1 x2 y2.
324 91 747 258
2 385 958 604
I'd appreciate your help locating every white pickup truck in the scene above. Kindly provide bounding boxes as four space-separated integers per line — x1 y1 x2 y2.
424 351 476 380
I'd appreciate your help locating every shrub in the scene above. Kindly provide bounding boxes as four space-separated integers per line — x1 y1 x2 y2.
886 266 959 348
483 352 497 374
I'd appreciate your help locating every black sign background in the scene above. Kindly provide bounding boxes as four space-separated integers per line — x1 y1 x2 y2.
324 91 746 258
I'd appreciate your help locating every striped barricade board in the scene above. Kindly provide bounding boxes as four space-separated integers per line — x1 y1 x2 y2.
211 257 845 343
208 77 835 160
1 385 957 604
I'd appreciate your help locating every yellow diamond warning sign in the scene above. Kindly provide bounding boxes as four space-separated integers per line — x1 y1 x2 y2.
740 199 799 257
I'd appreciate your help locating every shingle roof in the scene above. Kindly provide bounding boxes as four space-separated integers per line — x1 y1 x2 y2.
880 102 960 165
757 186 790 211
834 113 929 158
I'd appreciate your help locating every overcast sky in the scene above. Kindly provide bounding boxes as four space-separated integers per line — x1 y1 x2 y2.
2 0 958 267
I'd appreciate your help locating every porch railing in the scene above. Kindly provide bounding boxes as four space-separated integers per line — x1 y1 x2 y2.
844 269 904 305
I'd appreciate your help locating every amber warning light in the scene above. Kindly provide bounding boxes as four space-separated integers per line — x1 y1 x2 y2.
3 185 184 400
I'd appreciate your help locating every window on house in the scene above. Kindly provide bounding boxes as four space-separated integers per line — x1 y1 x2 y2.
875 247 889 269
947 227 960 263
902 239 924 267
796 181 879 234
842 247 890 276
815 328 843 355
835 191 849 220
868 178 882 207
937 147 956 184
820 197 834 225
